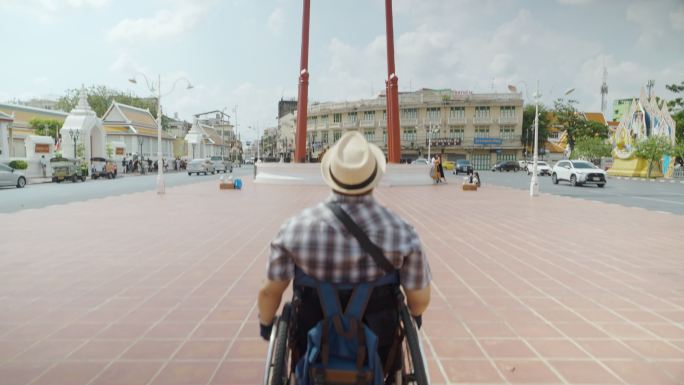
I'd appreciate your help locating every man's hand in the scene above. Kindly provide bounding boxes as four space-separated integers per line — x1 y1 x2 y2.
257 279 290 328
260 322 273 341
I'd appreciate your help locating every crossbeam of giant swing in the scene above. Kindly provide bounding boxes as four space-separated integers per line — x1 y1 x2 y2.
294 0 401 163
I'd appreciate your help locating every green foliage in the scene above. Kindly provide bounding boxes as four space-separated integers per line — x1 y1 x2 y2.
521 104 551 152
106 143 114 159
672 110 684 145
29 118 62 139
553 99 609 151
665 81 684 111
56 85 159 119
670 143 684 162
570 136 612 163
76 143 86 159
8 160 28 170
634 135 673 178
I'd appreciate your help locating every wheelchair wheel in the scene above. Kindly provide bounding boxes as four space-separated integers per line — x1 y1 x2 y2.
263 303 291 385
399 304 429 385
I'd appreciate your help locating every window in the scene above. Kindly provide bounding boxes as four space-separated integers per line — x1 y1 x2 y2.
400 108 417 120
383 130 387 143
500 127 515 139
475 107 490 117
427 108 440 122
333 113 342 123
382 110 387 121
348 112 357 123
475 128 490 137
307 116 317 126
333 131 342 141
364 130 375 142
320 115 328 124
497 152 516 162
500 106 516 118
322 131 329 143
402 128 417 141
363 111 375 121
449 107 465 119
449 128 464 139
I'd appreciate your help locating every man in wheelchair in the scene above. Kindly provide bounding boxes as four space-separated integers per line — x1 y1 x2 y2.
258 132 431 385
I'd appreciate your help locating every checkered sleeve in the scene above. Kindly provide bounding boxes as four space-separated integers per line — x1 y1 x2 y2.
266 221 295 282
399 226 432 290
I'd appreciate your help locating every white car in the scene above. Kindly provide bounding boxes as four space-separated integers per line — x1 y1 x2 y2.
0 163 27 188
187 159 216 175
527 161 551 176
552 160 606 187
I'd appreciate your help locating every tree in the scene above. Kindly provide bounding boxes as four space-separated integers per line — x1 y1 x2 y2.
56 85 159 119
670 143 684 167
665 81 684 111
553 99 609 152
76 143 86 160
521 104 550 157
29 118 62 140
570 137 612 164
106 143 114 159
634 135 673 178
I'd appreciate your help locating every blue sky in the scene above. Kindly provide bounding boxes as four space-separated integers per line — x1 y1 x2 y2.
1 0 683 142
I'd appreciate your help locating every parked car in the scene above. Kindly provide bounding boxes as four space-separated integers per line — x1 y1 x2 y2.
411 158 429 166
90 157 118 179
187 159 215 175
454 159 473 174
442 160 455 170
0 163 26 188
518 160 530 170
209 156 232 173
51 157 87 183
552 160 606 187
526 161 552 176
491 160 520 172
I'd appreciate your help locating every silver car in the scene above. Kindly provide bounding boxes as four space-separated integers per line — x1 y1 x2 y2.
209 156 232 173
187 159 216 175
0 163 27 188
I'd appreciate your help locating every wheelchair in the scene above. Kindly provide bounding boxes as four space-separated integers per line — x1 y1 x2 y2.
263 272 429 385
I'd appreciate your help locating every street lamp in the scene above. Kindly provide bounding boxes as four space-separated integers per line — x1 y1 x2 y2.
247 124 261 163
67 128 80 160
425 121 439 161
129 73 193 195
508 83 574 197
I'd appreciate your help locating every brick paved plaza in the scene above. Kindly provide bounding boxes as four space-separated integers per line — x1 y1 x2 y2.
0 179 683 385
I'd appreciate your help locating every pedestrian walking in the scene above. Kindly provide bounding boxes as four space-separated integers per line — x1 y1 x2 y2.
432 155 441 184
122 157 127 174
39 155 47 178
437 154 446 183
257 131 431 380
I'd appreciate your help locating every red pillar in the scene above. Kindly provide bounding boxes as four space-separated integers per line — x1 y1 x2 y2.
294 0 311 163
385 0 401 163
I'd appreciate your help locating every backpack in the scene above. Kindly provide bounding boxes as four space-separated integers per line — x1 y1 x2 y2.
233 178 242 190
295 281 384 385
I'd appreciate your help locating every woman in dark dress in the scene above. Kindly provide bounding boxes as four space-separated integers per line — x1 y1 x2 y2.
438 155 446 183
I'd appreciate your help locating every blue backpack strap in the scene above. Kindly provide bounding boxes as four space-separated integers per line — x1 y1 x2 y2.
316 282 342 319
343 282 373 321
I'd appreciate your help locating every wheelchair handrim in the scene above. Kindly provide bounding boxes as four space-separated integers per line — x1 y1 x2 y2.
262 316 279 385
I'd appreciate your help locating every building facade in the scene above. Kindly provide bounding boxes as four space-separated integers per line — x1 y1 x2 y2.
302 88 524 169
0 103 68 158
102 102 175 161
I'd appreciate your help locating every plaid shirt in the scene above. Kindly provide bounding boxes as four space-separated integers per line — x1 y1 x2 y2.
267 192 431 290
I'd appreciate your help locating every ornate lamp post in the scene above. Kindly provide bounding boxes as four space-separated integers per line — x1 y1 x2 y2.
68 128 80 160
508 83 574 197
129 74 193 194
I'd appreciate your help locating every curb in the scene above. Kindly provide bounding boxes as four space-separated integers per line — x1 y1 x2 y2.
609 176 684 184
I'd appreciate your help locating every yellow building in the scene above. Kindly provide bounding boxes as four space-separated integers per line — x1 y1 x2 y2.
102 102 174 160
0 103 68 157
304 88 524 170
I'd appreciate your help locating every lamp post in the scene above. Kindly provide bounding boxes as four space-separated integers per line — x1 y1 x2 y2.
425 121 439 161
68 128 80 160
129 73 193 194
508 83 574 197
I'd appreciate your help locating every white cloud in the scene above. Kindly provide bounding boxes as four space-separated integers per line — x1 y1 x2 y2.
0 0 109 21
107 0 217 44
108 52 148 74
267 7 285 34
557 0 592 5
626 0 682 46
670 5 684 32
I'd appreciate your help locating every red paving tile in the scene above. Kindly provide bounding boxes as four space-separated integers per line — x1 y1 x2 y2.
1 178 683 385
549 361 622 384
32 361 106 385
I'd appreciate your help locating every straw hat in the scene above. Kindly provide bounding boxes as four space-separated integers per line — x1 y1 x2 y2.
320 131 386 195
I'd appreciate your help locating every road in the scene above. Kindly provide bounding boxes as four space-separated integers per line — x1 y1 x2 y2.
3 166 683 215
472 170 684 215
0 167 254 214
